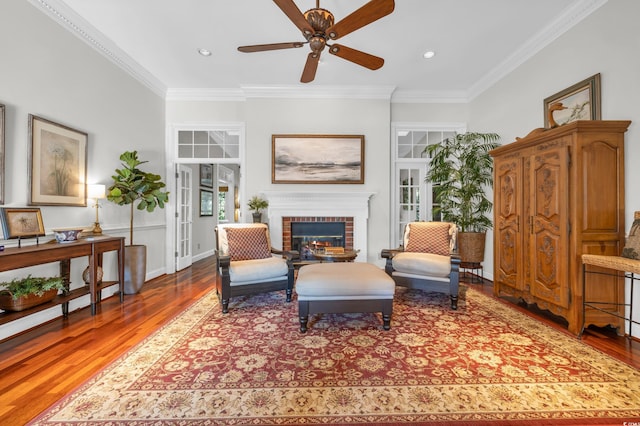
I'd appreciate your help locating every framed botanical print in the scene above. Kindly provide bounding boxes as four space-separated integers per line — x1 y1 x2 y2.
0 207 46 239
28 115 88 206
200 189 213 216
200 164 213 188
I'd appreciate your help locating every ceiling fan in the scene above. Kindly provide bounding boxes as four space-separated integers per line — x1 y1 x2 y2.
238 0 395 83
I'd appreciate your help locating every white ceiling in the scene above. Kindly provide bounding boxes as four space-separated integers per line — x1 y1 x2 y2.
34 0 606 101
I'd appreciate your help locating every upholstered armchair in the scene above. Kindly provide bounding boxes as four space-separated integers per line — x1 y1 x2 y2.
215 223 295 313
381 221 461 309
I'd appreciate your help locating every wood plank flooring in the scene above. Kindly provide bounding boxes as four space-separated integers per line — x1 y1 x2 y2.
0 258 638 425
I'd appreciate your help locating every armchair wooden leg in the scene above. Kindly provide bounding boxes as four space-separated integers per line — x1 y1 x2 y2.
450 295 458 310
286 288 293 302
222 300 229 313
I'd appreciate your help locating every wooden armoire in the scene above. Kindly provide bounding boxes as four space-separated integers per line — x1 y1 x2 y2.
490 120 631 335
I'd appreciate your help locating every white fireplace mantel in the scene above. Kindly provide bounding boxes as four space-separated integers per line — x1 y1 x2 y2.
264 191 375 262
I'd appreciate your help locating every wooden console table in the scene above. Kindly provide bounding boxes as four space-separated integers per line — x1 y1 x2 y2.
0 235 125 325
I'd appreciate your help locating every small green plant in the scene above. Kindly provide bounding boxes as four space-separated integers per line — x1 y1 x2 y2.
248 196 268 213
0 275 65 300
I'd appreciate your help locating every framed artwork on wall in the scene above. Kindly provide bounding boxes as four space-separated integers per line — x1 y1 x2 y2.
543 73 601 128
0 104 4 205
200 189 213 217
0 207 46 239
272 134 365 184
200 164 213 188
28 115 88 206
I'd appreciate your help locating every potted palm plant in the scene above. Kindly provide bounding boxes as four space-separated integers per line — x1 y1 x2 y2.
107 151 169 294
424 132 500 264
248 195 268 223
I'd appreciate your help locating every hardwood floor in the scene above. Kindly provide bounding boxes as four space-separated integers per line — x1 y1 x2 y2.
0 258 638 425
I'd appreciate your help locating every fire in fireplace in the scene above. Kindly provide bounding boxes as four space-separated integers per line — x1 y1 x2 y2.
291 222 346 259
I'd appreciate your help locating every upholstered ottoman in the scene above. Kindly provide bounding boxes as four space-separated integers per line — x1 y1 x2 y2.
296 262 395 333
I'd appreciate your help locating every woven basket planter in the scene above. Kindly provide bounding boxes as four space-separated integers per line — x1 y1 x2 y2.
458 232 487 264
0 288 59 312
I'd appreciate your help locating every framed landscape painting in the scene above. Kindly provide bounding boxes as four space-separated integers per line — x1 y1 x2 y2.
544 73 601 128
28 115 87 206
272 134 364 184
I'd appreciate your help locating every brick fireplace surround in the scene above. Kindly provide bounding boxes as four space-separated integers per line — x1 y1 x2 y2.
264 192 375 262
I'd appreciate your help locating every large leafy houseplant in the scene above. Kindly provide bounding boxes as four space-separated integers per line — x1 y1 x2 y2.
107 151 169 246
424 132 500 232
424 132 500 263
107 151 169 294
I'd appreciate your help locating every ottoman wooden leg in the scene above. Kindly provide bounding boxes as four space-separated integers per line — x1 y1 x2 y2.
382 300 392 330
299 301 309 333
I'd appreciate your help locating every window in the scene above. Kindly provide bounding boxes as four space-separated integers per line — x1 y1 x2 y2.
177 129 241 160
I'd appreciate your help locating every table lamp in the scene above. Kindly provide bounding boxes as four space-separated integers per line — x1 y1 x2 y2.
88 184 106 235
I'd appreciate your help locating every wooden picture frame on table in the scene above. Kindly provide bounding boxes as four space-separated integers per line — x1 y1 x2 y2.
0 207 46 239
28 115 87 206
544 73 601 128
272 134 364 184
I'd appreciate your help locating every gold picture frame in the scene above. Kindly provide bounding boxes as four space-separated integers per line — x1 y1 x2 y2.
543 73 601 128
28 115 88 206
272 134 365 184
0 207 46 239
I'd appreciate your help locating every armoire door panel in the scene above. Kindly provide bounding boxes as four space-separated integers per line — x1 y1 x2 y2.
529 147 569 308
581 140 622 233
494 156 523 290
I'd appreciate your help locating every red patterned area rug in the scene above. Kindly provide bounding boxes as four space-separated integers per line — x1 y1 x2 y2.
30 285 640 425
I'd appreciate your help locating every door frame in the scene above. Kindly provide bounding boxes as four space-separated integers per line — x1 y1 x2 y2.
164 123 246 275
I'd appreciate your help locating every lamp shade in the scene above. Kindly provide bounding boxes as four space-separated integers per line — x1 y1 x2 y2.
87 184 106 199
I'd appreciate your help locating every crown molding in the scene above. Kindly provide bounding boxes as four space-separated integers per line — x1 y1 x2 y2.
165 88 246 102
390 89 469 104
467 0 608 100
240 85 396 100
28 0 167 98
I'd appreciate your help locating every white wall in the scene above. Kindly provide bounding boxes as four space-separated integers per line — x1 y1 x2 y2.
0 0 166 340
167 96 394 264
469 0 640 333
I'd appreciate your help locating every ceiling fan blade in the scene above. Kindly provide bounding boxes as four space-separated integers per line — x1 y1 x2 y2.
273 0 314 37
301 52 320 83
328 44 384 70
326 0 394 40
238 42 304 53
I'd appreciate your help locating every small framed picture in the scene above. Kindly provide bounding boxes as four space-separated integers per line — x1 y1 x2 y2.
200 164 213 188
543 73 601 128
200 189 213 217
0 207 46 239
28 115 88 206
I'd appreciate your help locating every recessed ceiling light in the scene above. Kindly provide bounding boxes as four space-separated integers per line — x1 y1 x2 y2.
423 51 435 59
198 48 212 57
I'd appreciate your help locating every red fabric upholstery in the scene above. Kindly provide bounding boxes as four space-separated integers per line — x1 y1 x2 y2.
405 222 451 256
226 227 271 261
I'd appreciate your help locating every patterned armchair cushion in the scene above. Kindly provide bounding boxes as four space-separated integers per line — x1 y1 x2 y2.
225 227 271 261
404 222 452 256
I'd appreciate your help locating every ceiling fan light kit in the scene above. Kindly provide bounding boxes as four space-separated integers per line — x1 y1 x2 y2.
238 0 395 83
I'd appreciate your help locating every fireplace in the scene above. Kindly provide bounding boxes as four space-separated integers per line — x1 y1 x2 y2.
264 191 374 262
284 217 354 259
